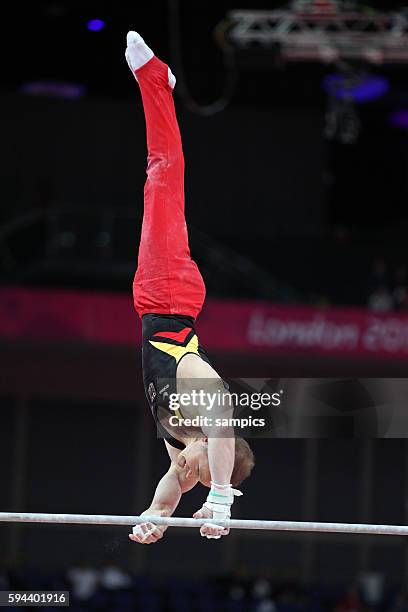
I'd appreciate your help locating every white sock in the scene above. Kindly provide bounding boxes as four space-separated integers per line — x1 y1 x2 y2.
167 67 176 90
125 30 176 89
125 31 153 71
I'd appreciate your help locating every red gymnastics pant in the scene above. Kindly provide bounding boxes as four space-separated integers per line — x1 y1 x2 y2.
132 56 206 320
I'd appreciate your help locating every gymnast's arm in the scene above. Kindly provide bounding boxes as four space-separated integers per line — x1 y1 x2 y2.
129 442 198 545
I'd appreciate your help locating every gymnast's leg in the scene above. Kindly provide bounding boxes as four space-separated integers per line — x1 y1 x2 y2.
126 32 206 319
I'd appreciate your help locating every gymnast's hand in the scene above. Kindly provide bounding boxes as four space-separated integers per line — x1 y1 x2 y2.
193 504 229 539
129 521 167 544
193 484 242 540
129 464 190 544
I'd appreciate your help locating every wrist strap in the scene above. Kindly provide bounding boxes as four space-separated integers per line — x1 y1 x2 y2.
207 483 243 507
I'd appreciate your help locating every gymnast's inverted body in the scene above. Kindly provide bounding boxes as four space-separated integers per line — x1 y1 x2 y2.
125 31 255 544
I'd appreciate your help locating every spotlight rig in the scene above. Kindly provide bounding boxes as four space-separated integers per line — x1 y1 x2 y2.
218 1 408 65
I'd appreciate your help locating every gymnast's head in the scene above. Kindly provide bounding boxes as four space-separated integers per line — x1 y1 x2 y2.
178 437 255 487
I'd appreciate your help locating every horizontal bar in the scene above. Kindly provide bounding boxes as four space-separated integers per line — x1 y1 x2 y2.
0 513 408 536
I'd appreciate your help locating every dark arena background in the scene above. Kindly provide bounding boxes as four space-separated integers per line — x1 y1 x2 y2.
2 1 408 611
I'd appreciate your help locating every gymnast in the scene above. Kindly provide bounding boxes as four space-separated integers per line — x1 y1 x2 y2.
125 32 254 544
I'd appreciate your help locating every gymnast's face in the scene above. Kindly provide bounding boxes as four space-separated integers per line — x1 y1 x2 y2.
178 439 211 487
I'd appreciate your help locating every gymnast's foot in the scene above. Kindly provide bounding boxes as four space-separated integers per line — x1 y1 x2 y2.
125 31 176 89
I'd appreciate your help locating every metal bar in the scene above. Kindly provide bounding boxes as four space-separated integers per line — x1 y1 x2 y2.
1 513 408 536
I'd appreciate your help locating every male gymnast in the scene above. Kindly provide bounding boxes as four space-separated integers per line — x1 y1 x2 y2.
125 32 254 544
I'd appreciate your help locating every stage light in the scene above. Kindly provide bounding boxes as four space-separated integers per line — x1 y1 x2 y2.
87 19 105 32
20 81 86 100
323 73 389 104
